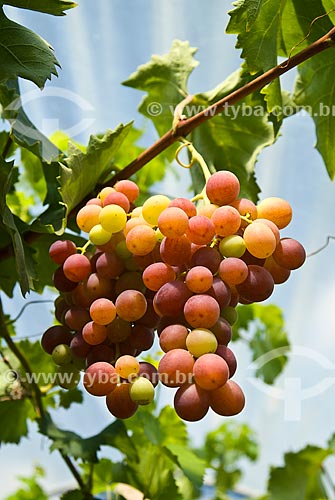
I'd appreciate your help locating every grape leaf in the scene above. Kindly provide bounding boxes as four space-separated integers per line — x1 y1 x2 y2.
59 122 133 215
3 0 77 16
233 304 289 384
164 443 205 488
0 399 32 443
4 467 48 500
0 9 59 88
0 158 30 295
60 491 85 500
38 414 137 462
123 39 199 159
293 50 335 180
266 445 332 500
0 79 61 162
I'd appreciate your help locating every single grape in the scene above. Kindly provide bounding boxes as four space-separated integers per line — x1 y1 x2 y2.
129 377 155 405
53 267 77 292
158 207 189 238
193 353 229 390
130 324 155 351
98 204 127 234
197 203 218 219
190 246 221 274
70 333 92 359
211 205 241 237
103 191 130 212
95 251 125 279
106 382 138 418
142 194 171 225
153 281 192 317
219 257 248 285
115 290 147 322
56 364 81 390
209 380 245 416
142 262 176 291
76 204 102 233
49 240 77 265
185 266 213 293
159 324 189 352
257 197 292 229
85 273 115 301
253 218 280 244
219 235 246 258
231 198 257 223
107 317 132 342
89 298 116 325
63 254 92 282
184 294 220 329
168 197 197 217
64 306 91 331
83 361 118 396
89 224 112 246
221 306 238 325
115 271 145 295
115 355 140 381
187 215 215 245
174 383 210 421
272 237 306 270
206 171 240 206
186 328 218 357
126 225 158 256
52 344 73 365
86 344 115 366
99 187 114 203
82 321 108 345
114 179 139 203
158 349 195 387
264 256 291 284
207 277 231 310
243 222 276 259
236 265 274 303
160 235 192 266
211 317 232 345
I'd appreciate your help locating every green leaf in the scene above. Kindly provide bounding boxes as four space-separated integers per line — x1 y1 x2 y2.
227 0 282 113
293 50 335 179
266 445 332 500
38 414 137 463
58 388 83 409
0 157 30 295
123 40 199 158
234 304 289 384
165 443 205 488
4 466 48 500
3 0 77 16
0 399 32 443
192 69 274 201
59 123 133 215
0 8 59 88
0 79 61 162
60 491 85 500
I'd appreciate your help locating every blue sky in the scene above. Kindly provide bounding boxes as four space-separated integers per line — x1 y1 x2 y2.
1 1 335 497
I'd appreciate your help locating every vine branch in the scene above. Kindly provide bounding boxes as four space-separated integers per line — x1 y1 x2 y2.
0 26 335 263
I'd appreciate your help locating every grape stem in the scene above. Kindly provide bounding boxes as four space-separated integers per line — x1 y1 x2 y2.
77 240 92 255
176 138 212 204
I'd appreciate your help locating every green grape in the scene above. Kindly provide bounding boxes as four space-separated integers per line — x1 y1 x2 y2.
186 328 218 357
89 224 112 246
52 344 73 365
219 235 246 258
129 377 155 405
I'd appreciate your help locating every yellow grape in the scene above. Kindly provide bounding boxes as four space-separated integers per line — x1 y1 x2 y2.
89 224 112 245
257 197 292 229
243 222 276 259
142 195 171 225
99 204 127 233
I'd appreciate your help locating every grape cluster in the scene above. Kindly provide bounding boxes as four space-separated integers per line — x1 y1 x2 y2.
42 173 305 421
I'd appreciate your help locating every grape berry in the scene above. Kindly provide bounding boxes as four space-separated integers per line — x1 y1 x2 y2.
43 174 305 422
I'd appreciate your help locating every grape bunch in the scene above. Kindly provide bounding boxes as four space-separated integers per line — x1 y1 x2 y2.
42 172 305 422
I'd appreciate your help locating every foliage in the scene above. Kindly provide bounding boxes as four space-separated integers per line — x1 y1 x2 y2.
0 1 335 499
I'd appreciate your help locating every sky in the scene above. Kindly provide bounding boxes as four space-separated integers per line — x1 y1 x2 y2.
1 1 335 498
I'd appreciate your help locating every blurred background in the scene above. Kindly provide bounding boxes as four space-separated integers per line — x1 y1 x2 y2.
1 0 335 497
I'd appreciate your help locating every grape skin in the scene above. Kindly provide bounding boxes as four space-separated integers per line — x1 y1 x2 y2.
174 383 210 421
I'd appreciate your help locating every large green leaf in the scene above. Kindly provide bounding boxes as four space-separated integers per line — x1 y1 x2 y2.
0 158 30 295
266 445 332 500
3 0 77 16
0 8 59 88
233 304 289 384
59 123 133 215
123 39 199 159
